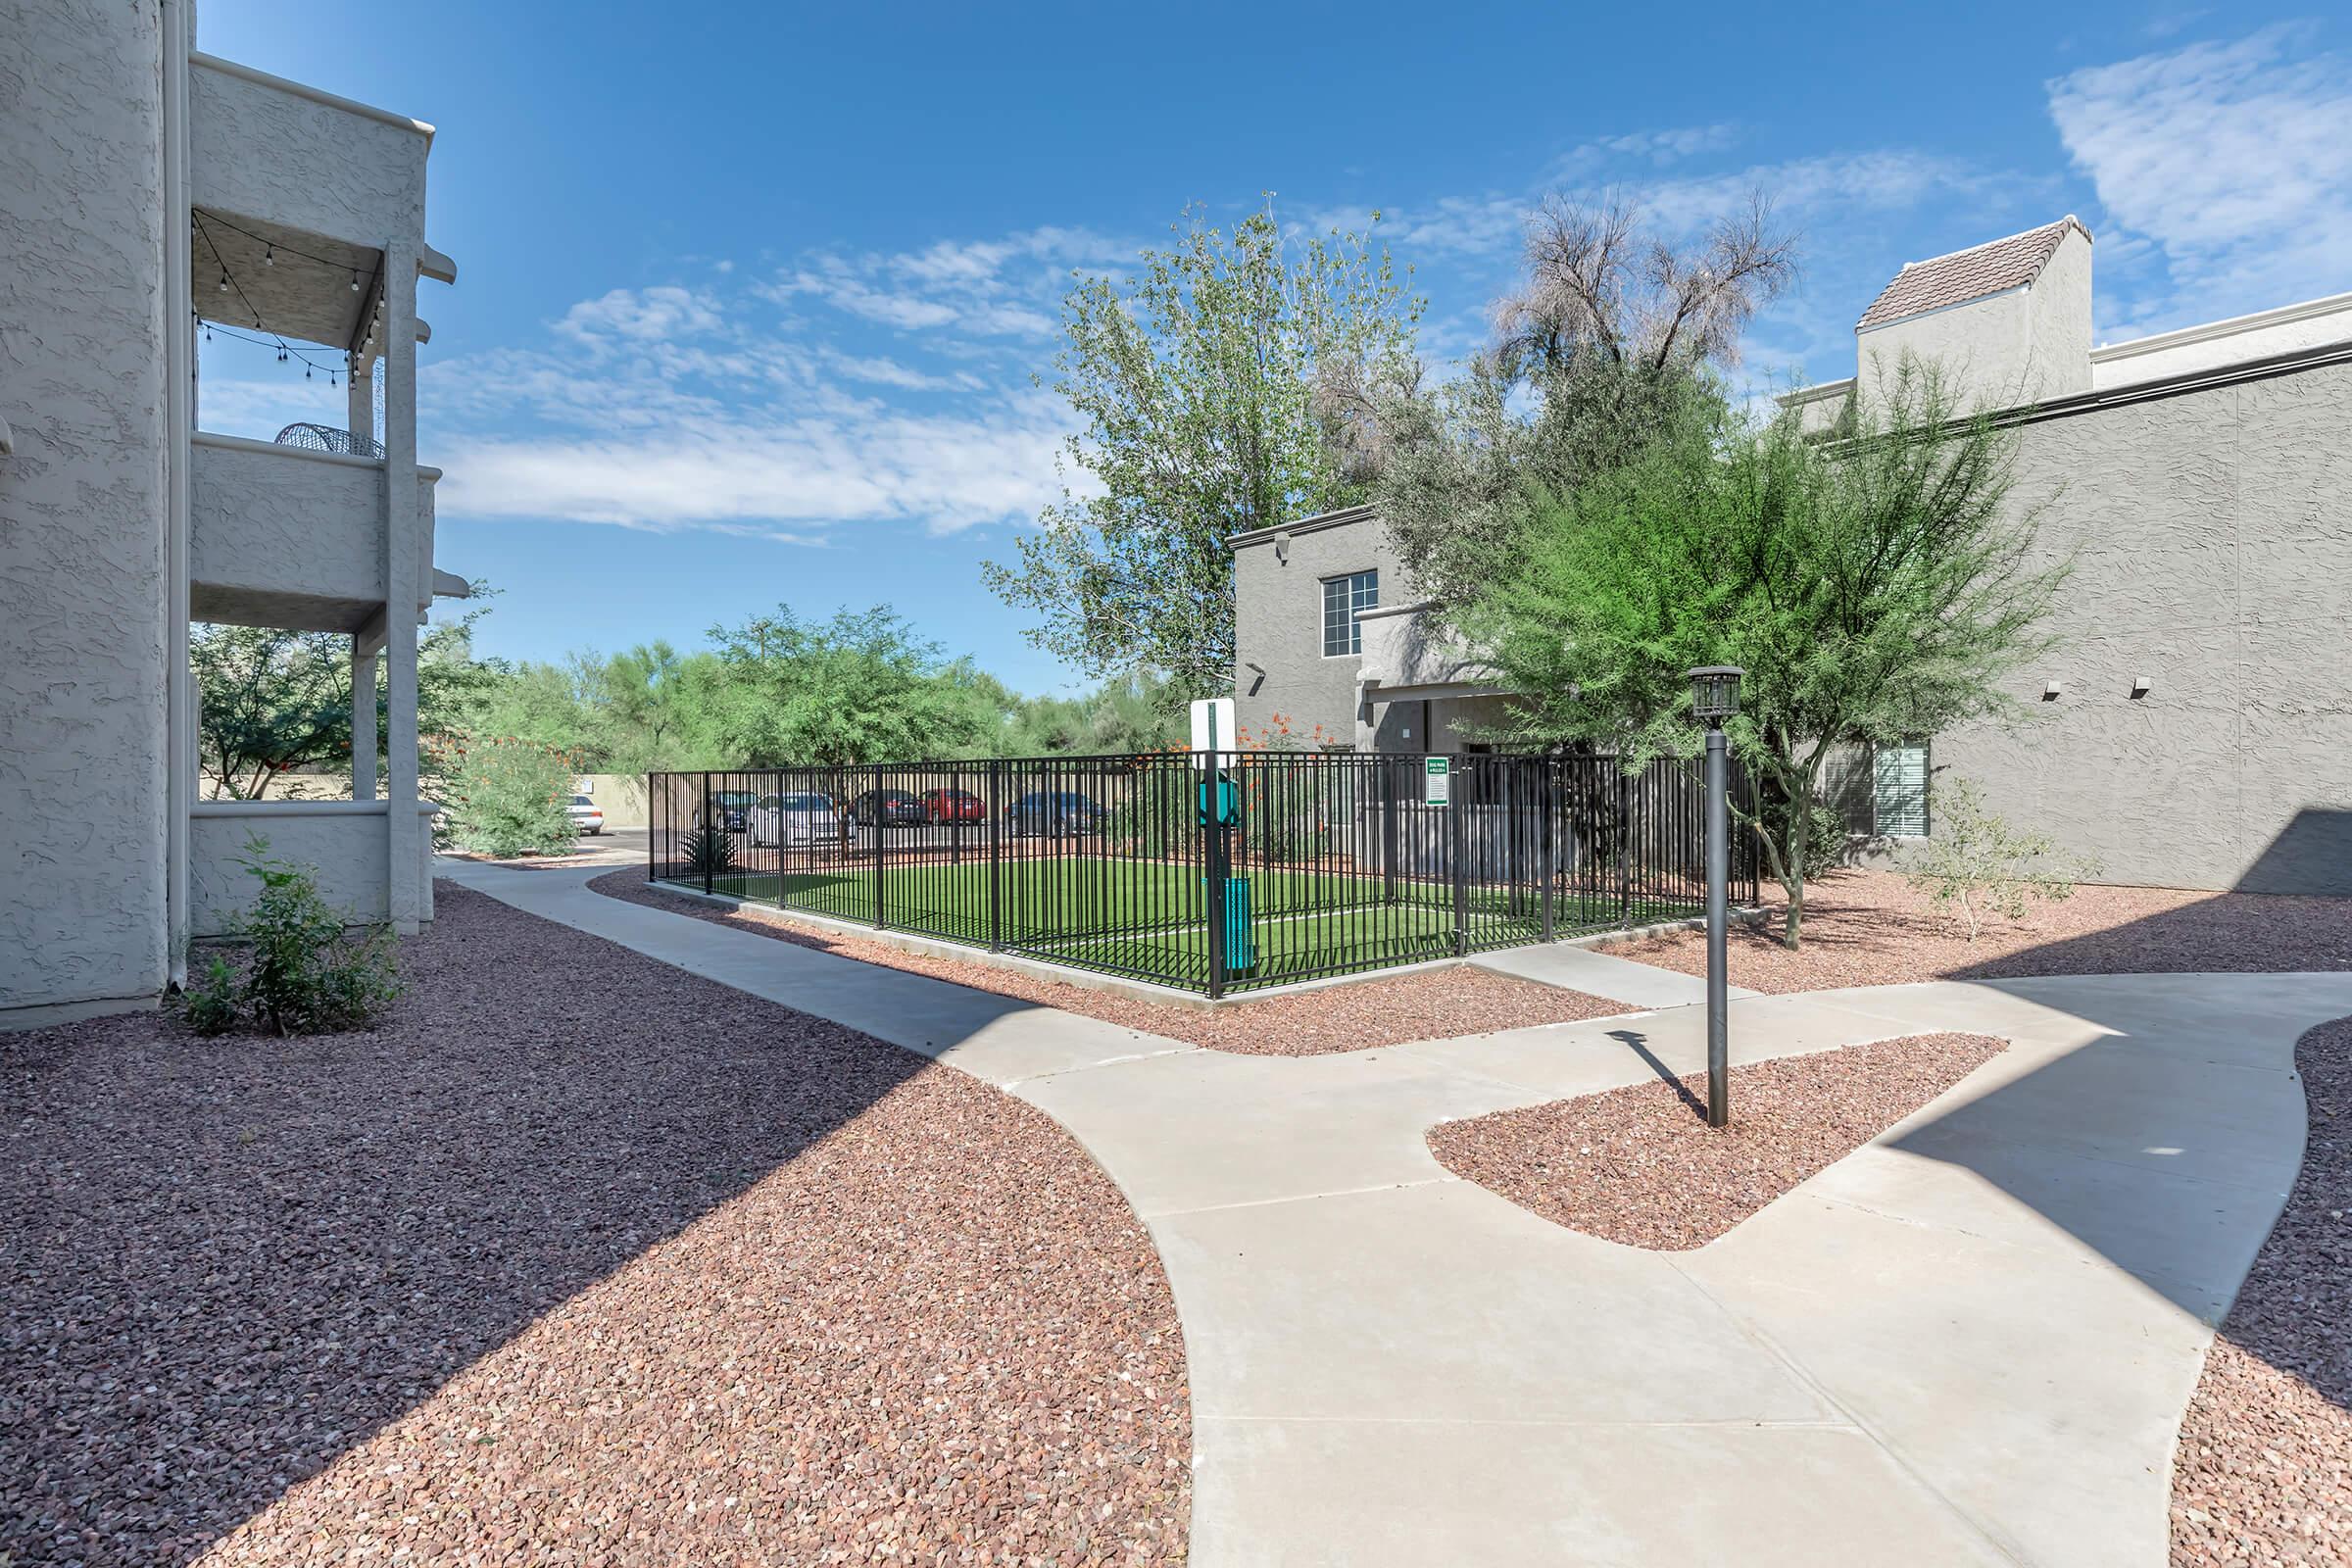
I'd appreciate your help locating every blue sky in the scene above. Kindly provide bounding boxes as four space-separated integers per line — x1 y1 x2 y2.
195 2 2352 694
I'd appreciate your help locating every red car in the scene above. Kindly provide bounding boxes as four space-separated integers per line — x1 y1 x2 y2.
919 787 988 823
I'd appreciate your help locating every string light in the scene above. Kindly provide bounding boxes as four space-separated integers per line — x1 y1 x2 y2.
190 209 385 387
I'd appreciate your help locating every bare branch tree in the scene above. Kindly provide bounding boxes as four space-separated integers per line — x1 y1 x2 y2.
1493 189 1796 375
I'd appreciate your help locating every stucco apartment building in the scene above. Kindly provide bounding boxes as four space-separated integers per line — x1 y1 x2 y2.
1233 216 2352 896
2 1 466 1023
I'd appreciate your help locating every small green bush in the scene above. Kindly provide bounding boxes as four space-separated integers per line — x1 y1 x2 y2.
1902 780 2100 940
183 837 401 1036
451 735 578 858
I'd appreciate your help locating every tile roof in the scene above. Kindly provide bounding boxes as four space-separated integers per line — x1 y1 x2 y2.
1857 217 2091 330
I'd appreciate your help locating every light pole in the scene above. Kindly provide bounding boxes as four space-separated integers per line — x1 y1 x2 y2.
1688 665 1743 1128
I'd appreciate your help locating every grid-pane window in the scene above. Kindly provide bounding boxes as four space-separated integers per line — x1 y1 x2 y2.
1321 569 1379 657
1873 742 1930 837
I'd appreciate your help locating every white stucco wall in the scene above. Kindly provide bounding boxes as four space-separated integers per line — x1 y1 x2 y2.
2092 293 2352 390
1860 228 2093 413
189 800 457 936
188 55 427 252
191 433 387 614
0 0 172 1014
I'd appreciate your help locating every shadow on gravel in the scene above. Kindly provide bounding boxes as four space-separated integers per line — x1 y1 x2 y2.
0 883 927 1565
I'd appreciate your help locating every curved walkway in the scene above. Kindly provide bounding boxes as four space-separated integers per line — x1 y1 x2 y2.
439 858 2351 1567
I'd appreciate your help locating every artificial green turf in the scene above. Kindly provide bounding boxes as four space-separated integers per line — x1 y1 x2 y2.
665 857 1699 992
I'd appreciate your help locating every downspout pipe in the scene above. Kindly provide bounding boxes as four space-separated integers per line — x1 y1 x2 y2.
162 0 194 988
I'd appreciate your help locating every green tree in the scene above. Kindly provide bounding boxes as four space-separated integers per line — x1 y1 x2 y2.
448 736 580 858
704 606 990 765
1475 362 2068 948
191 592 503 799
983 201 1421 702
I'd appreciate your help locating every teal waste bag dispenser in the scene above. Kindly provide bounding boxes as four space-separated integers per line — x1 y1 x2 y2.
1198 770 1253 979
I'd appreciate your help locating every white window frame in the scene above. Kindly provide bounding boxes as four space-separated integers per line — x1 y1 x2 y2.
1321 568 1379 658
1872 741 1932 838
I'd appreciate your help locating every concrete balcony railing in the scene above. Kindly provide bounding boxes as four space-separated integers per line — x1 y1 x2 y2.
189 799 441 937
190 432 441 632
189 53 429 252
1356 601 1504 701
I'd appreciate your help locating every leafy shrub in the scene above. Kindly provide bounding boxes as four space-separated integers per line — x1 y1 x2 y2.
681 822 738 880
1902 780 2100 940
451 735 578 858
183 837 401 1036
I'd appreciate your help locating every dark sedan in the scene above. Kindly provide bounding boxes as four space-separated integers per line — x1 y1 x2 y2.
708 789 758 832
848 788 927 827
1004 790 1105 836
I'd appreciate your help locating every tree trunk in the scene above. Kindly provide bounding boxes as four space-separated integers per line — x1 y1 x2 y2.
1781 785 1812 950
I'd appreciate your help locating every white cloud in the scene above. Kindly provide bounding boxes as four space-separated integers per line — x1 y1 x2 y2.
2049 24 2352 327
556 284 723 343
762 223 1125 340
436 396 1070 539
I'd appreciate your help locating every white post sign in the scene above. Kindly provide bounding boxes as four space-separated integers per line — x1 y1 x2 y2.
1189 696 1236 768
1424 756 1451 806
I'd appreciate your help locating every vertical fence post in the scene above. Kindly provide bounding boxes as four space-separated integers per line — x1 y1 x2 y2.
1447 761 1468 957
1540 760 1555 944
1616 768 1632 925
701 771 713 896
1204 750 1229 1000
871 762 887 929
647 771 658 886
987 758 1004 951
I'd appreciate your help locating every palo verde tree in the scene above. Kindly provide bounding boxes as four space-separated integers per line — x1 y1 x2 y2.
982 201 1421 704
702 605 992 766
1475 359 2069 948
1377 190 1795 617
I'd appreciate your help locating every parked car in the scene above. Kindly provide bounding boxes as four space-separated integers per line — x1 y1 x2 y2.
566 794 605 836
1004 790 1106 836
848 788 927 827
708 789 757 832
752 791 839 847
919 787 988 823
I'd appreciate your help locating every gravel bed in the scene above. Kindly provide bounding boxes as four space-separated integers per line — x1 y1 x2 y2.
1621 869 2352 994
588 868 1632 1055
2170 1014 2352 1566
1 884 1188 1566
1427 1033 2006 1250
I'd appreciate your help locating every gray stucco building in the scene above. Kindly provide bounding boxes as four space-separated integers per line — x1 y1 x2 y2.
1231 217 2352 895
2 1 467 1023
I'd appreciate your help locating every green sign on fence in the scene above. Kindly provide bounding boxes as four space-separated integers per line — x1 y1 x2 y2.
1424 756 1451 807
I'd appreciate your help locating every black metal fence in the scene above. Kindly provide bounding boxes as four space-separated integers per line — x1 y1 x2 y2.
649 751 1758 998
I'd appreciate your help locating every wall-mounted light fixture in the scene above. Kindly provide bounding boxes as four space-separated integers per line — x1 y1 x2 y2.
1245 661 1267 697
2131 675 2152 699
1273 531 1292 564
2042 679 2064 702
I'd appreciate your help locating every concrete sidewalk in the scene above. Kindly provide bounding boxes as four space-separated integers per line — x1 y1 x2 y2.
1473 936 1757 1007
438 858 2351 1566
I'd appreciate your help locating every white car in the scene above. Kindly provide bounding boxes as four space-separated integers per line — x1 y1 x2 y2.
752 791 837 847
566 794 605 835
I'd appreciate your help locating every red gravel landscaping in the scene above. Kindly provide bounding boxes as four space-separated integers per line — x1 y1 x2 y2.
589 867 1633 1055
1 883 1188 1566
1619 868 2352 994
1427 1033 2007 1250
2170 1014 2352 1567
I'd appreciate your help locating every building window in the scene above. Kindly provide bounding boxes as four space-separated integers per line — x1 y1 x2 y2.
1321 569 1378 657
1873 742 1930 838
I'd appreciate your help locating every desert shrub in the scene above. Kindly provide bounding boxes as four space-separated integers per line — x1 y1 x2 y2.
681 822 737 880
451 735 578 858
183 837 400 1035
1902 779 2100 939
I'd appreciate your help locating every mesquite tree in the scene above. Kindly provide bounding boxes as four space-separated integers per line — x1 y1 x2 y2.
1377 190 1795 615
